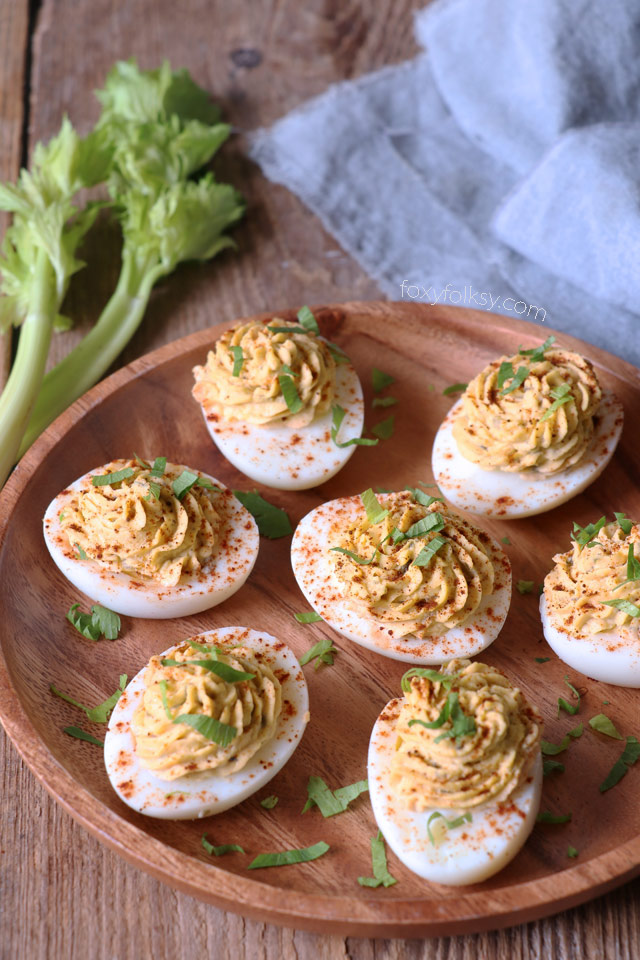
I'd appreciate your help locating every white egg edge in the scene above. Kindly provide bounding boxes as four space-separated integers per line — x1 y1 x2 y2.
42 465 260 619
432 389 623 518
368 697 543 886
197 360 365 490
290 496 512 664
540 592 640 687
104 627 309 820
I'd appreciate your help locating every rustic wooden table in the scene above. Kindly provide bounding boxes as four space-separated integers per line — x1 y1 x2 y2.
1 1 638 957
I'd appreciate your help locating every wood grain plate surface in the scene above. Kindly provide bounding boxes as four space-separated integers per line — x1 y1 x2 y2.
1 301 639 937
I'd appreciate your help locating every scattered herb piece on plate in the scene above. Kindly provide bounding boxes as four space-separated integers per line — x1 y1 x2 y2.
232 490 293 538
202 835 245 857
299 637 337 670
248 841 330 870
357 830 397 887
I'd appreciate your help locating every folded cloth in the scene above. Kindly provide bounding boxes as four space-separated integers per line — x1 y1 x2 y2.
249 0 640 367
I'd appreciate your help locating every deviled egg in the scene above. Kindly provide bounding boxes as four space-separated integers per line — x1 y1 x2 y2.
291 488 511 663
192 312 365 490
433 338 623 518
43 458 259 618
540 515 640 686
368 658 543 885
104 627 309 819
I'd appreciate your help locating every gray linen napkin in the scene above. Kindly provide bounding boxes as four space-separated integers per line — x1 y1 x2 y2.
250 0 640 366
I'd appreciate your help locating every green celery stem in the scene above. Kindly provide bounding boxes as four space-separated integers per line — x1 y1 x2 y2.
18 253 159 456
0 248 56 487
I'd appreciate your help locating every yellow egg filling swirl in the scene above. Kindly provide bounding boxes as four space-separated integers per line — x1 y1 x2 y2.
390 659 542 811
545 519 640 637
453 348 602 474
131 641 282 780
192 318 336 427
61 460 221 586
330 491 495 639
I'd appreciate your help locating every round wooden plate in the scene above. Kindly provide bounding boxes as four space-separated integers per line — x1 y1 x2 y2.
1 302 639 937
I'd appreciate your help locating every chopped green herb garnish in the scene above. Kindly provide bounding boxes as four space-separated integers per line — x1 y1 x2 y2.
63 725 104 747
442 383 468 396
74 543 87 560
150 456 166 477
571 516 607 549
541 735 571 755
536 810 572 824
66 604 101 641
89 604 121 640
558 676 581 717
602 597 640 617
301 776 368 817
498 361 528 395
174 712 237 748
612 543 640 591
172 469 208 500
232 490 293 538
517 580 535 595
134 453 150 468
567 846 579 858
280 363 296 376
299 637 337 670
614 512 633 536
58 510 66 521
91 467 135 486
51 674 127 724
406 488 443 508
372 368 395 393
372 395 398 408
371 415 395 440
404 513 446 539
412 534 448 567
161 658 255 683
540 382 572 422
158 678 237 746
589 713 623 740
86 674 127 723
248 841 330 869
144 481 161 500
202 835 245 857
357 830 397 887
543 758 565 776
361 488 389 525
569 722 584 738
599 737 640 792
260 795 279 810
535 657 551 663
401 667 456 692
408 692 475 743
278 373 303 414
426 810 472 847
518 335 556 363
501 536 511 545
297 304 319 334
330 404 378 448
230 345 244 377
330 546 377 565
294 610 323 624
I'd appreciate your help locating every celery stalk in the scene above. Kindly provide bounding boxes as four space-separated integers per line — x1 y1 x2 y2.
0 249 55 483
18 256 159 453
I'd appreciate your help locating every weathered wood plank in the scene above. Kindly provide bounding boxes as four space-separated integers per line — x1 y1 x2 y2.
0 0 29 388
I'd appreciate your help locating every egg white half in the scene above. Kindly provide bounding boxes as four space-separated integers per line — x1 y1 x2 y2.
432 390 623 519
290 495 512 664
104 627 309 819
540 593 640 687
197 361 364 491
43 466 259 619
368 697 542 885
